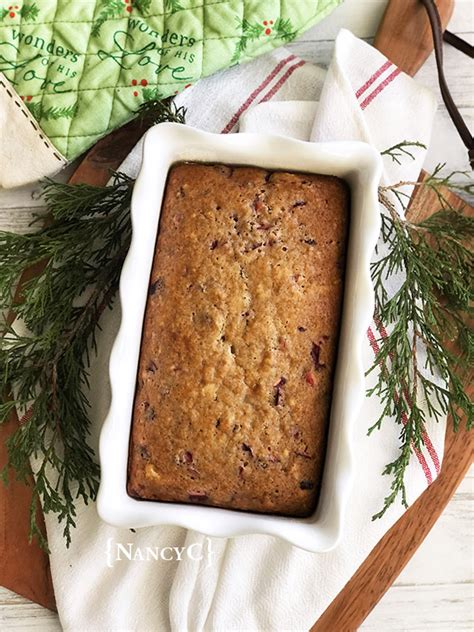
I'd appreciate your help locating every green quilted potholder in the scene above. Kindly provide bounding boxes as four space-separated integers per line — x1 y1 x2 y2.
0 0 342 161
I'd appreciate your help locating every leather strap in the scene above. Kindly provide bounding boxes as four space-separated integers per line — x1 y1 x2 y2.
420 0 474 169
443 30 474 59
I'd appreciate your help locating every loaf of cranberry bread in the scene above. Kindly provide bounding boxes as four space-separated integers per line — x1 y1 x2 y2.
127 163 350 516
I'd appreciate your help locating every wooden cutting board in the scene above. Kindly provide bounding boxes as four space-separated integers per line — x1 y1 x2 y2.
1 0 471 627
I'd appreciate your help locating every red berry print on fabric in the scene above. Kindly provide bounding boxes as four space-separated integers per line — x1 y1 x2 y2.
131 78 150 97
3 3 39 20
263 19 274 35
232 17 297 64
172 82 192 95
92 0 141 36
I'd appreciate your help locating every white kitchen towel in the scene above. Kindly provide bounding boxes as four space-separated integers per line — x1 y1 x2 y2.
41 30 444 631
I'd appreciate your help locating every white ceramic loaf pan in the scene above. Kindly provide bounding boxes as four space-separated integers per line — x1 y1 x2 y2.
98 123 382 552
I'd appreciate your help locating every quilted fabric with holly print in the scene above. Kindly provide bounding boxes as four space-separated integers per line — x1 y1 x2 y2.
0 0 342 163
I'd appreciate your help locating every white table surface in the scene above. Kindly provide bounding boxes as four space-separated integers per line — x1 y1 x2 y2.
0 1 472 630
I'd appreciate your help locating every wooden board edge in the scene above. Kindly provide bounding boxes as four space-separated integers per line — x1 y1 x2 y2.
311 422 473 632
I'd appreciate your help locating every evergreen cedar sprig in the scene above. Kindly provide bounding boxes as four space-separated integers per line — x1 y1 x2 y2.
369 145 473 519
136 97 187 127
0 173 134 548
380 141 428 166
0 133 472 546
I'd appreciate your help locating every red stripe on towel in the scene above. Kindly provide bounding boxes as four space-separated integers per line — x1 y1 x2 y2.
374 318 441 474
355 60 394 99
18 407 33 426
258 59 307 103
367 326 433 485
360 68 402 110
220 55 296 134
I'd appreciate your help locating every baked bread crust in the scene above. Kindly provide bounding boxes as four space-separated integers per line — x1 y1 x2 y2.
127 163 350 516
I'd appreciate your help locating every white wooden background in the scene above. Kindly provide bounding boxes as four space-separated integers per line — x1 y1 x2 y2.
0 0 472 629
